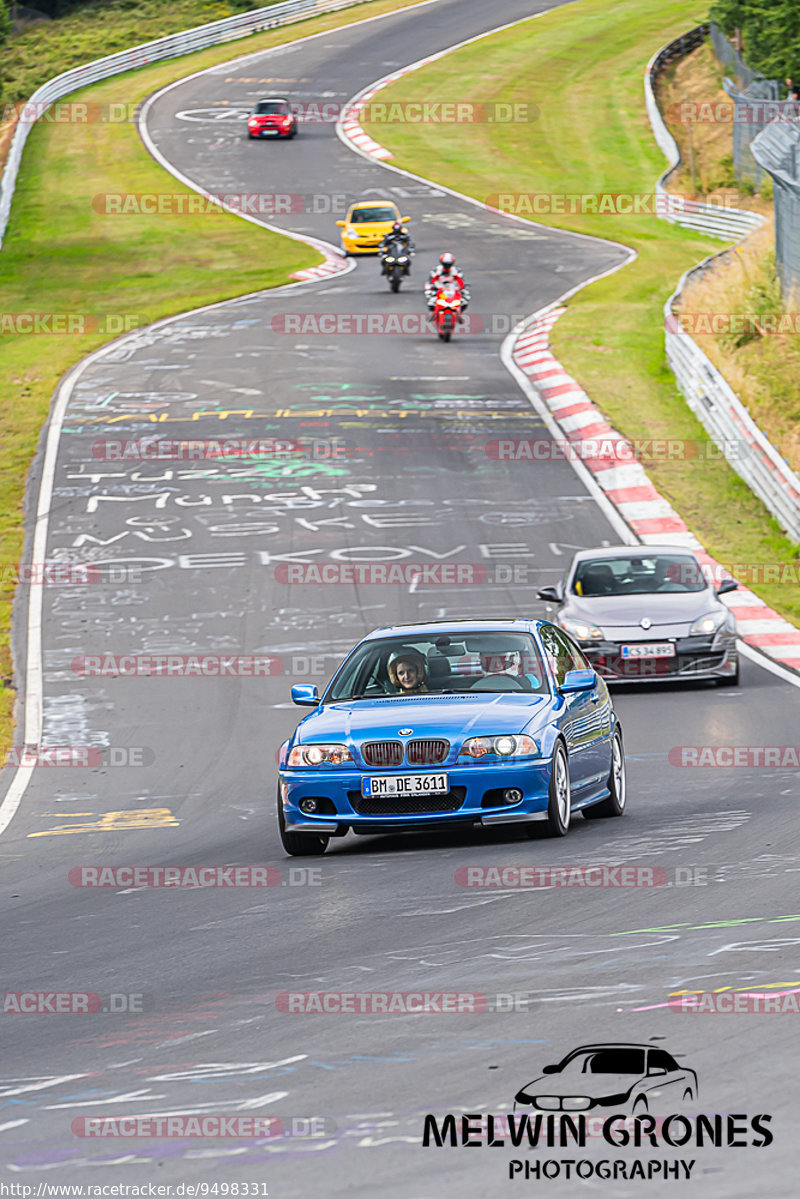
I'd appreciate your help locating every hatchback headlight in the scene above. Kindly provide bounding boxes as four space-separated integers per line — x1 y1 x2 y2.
689 610 729 636
459 735 538 759
287 743 353 767
559 617 604 641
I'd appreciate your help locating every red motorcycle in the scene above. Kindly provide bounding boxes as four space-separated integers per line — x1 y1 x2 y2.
432 279 464 342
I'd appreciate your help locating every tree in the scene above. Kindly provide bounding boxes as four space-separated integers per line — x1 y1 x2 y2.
710 0 800 81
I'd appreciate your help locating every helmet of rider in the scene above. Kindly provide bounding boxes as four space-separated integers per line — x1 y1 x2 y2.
392 221 403 233
439 252 455 274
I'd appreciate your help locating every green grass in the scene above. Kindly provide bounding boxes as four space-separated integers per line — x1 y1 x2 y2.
361 0 800 620
0 0 428 750
3 1 285 107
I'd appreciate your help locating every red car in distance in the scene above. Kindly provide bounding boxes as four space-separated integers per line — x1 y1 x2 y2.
246 97 297 139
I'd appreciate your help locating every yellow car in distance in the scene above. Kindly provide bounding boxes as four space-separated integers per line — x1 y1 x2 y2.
336 200 410 255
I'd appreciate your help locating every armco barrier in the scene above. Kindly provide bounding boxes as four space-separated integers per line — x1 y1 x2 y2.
644 26 765 240
665 264 800 543
646 30 800 543
0 0 378 248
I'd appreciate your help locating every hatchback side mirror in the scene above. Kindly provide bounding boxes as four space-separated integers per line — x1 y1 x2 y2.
537 586 560 602
716 578 738 596
291 684 319 707
336 220 346 227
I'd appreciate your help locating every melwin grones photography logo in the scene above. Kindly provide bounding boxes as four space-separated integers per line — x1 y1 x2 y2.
421 1041 774 1182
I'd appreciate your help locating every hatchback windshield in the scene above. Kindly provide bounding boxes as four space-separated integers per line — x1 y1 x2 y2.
350 206 397 223
326 631 548 701
572 554 707 597
254 101 288 114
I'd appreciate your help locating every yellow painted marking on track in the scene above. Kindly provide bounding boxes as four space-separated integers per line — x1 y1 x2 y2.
28 808 179 836
669 981 800 996
39 812 95 817
612 915 800 935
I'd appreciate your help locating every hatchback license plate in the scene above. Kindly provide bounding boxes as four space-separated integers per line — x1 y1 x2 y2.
621 642 676 659
362 773 449 797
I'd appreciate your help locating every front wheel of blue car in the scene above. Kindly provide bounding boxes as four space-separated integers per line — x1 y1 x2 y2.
277 786 329 856
543 741 571 837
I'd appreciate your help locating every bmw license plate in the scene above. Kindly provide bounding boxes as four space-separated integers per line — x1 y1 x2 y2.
362 773 449 797
621 643 676 659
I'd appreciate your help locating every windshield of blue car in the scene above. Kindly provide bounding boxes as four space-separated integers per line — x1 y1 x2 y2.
568 1049 646 1075
350 207 397 223
571 554 708 597
325 632 548 701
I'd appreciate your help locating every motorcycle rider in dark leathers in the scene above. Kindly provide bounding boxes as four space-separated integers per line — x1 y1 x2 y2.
378 221 415 274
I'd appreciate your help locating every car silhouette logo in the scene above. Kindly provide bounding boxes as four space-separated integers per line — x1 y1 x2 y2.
398 729 413 736
640 618 652 630
514 1042 698 1115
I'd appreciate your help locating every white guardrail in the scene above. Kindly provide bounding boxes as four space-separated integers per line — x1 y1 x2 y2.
0 0 375 247
645 28 765 240
647 29 800 543
664 270 800 543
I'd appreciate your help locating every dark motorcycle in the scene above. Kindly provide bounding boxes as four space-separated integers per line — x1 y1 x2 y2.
379 236 413 292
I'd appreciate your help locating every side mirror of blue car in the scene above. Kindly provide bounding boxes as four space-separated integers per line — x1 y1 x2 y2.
560 669 597 694
291 684 320 707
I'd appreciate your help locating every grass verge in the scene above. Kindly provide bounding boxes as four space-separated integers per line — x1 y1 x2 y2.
361 0 800 618
0 0 430 752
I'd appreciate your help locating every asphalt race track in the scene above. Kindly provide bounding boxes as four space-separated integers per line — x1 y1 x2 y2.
2 0 800 1194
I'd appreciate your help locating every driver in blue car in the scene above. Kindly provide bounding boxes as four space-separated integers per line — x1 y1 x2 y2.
387 648 429 694
480 649 541 690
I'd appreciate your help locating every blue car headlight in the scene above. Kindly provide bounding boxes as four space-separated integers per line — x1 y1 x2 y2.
459 734 539 760
287 743 353 767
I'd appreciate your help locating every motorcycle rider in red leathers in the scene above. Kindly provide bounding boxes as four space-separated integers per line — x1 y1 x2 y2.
424 252 471 319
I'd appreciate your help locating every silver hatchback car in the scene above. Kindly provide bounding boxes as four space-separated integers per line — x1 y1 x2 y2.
537 545 739 685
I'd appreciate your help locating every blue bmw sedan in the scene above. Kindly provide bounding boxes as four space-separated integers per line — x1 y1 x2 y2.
277 619 626 856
